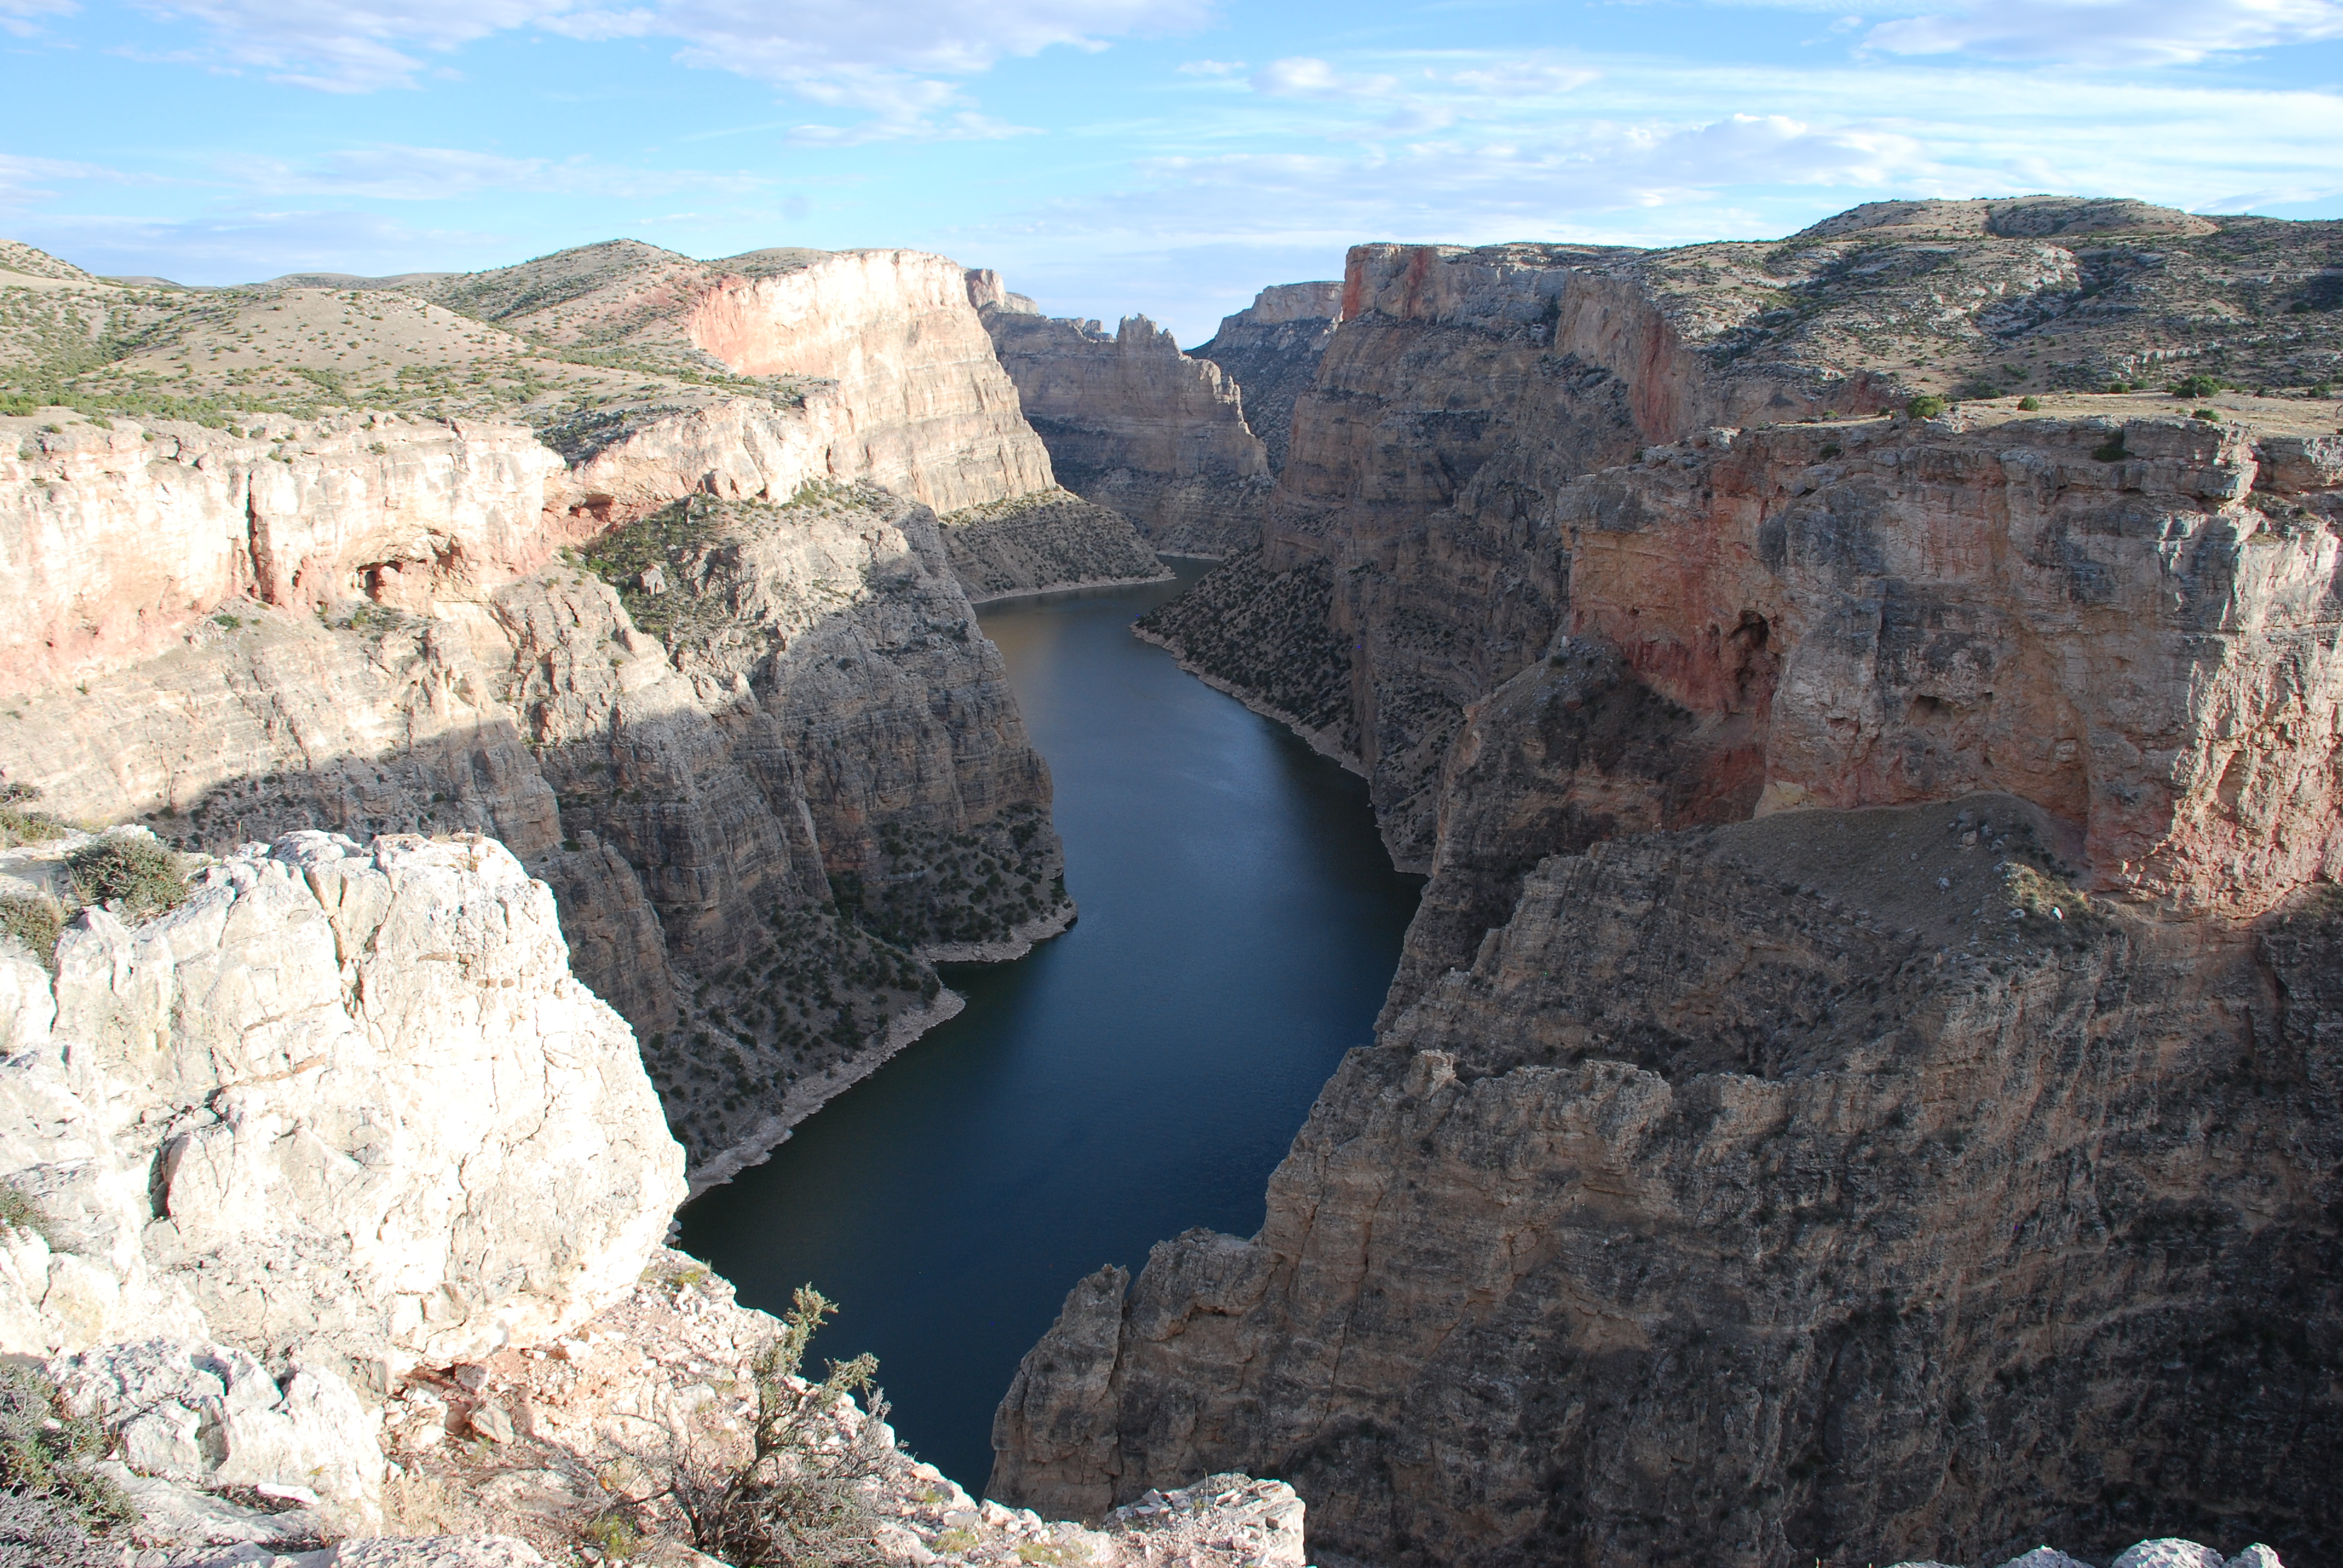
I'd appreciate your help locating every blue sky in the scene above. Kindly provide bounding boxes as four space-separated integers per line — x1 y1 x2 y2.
4 0 2340 343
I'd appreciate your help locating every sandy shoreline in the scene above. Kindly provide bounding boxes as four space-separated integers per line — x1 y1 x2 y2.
683 987 968 1198
1128 624 1368 781
963 568 1174 606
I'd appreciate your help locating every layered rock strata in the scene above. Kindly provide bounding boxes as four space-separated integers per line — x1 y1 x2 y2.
2 238 1162 616
0 413 560 699
978 305 1270 557
1190 283 1342 475
1382 411 2343 1010
994 797 2343 1566
0 473 1074 1171
997 201 2343 1568
1139 203 2343 871
943 488 1172 602
418 243 1161 600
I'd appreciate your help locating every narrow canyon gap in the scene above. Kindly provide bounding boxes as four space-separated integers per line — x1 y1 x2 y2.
677 564 1424 1489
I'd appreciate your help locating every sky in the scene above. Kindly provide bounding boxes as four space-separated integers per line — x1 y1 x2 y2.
3 0 2340 344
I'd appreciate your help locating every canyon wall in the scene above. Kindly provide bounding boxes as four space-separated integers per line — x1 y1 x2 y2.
0 414 560 699
682 249 1056 515
994 796 2343 1568
2 411 1073 1174
0 240 1170 1172
1138 212 2333 872
978 304 1271 557
997 204 2343 1568
546 247 1162 597
0 834 684 1379
1191 283 1342 476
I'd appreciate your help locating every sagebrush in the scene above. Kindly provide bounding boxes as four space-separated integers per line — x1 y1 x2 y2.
0 1364 127 1568
66 837 187 916
668 1286 891 1568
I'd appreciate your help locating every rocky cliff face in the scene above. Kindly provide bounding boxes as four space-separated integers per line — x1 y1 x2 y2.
1191 283 1341 475
993 799 2343 1567
1140 203 2343 872
0 831 684 1531
995 201 2343 1568
0 828 1311 1564
0 831 684 1377
0 226 1167 1172
1 237 1162 614
978 305 1270 557
0 452 1073 1174
0 413 560 698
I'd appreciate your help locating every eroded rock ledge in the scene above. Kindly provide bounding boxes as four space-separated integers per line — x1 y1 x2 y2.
1 469 1075 1174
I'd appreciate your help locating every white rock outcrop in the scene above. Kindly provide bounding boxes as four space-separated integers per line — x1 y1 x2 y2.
51 1339 382 1524
0 831 686 1383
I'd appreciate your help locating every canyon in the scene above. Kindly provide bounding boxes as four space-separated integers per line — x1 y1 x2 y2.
997 198 2343 1568
975 286 1272 557
0 236 1181 1175
4 195 2341 1568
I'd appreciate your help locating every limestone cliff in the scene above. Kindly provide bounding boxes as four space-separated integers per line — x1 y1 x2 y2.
436 241 1162 598
993 800 2343 1567
0 831 682 1376
1190 283 1342 475
0 228 1161 1171
995 201 2343 1568
0 430 1073 1172
1140 203 2343 871
577 248 1054 518
0 829 1306 1565
1 237 1163 609
0 412 560 699
978 304 1270 558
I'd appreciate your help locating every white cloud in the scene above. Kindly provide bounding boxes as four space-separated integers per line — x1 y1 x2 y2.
947 56 2343 340
0 0 74 37
4 208 513 284
125 0 1216 134
1250 56 1401 99
1176 57 1244 73
0 153 162 203
1864 0 2343 62
1443 60 1601 96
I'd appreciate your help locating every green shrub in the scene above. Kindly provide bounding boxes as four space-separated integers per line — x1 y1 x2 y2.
1905 395 1947 420
672 1287 888 1568
66 837 188 917
0 1362 129 1567
2016 396 2042 411
2168 373 2228 400
2092 435 2128 462
0 786 67 849
2192 408 2221 422
0 897 61 965
580 1509 640 1558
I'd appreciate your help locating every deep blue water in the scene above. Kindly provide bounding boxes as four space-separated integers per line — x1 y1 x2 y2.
675 562 1421 1492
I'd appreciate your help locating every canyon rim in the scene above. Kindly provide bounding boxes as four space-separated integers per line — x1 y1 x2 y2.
0 191 2336 1568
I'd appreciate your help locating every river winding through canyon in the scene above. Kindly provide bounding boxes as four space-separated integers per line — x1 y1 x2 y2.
678 561 1423 1491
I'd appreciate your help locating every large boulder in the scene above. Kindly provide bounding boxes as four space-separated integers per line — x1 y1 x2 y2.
0 832 687 1383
